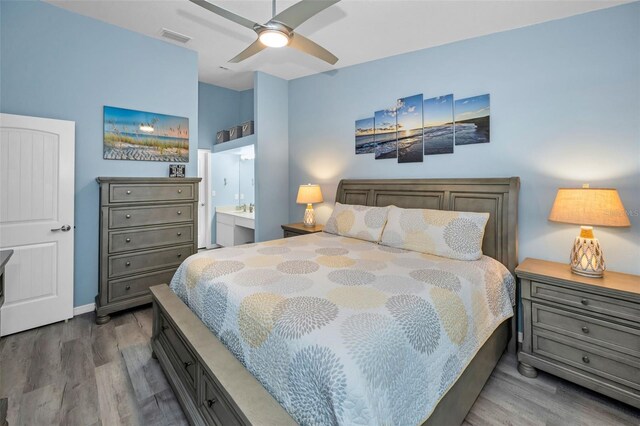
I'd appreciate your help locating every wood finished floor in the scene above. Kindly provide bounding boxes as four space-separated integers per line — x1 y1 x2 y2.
1 306 638 426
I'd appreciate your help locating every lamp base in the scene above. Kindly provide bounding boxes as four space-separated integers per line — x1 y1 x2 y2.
570 227 605 278
303 204 316 227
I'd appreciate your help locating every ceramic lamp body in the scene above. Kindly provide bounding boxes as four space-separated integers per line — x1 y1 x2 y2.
570 227 605 277
303 204 316 227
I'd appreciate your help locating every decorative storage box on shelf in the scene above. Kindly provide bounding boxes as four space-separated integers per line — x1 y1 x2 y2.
216 130 230 144
241 120 254 137
95 177 201 324
516 258 640 409
229 126 242 140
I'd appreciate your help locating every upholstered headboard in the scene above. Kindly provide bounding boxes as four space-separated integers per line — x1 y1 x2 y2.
335 177 520 274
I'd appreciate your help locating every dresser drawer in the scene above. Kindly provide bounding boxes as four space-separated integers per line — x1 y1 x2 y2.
159 311 197 395
109 204 193 229
108 268 177 303
530 281 640 324
533 330 640 391
108 245 192 278
200 370 241 426
110 183 195 203
109 224 194 253
532 303 640 358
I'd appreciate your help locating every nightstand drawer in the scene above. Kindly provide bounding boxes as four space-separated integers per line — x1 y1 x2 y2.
533 330 640 391
283 230 301 238
532 303 640 358
531 281 640 323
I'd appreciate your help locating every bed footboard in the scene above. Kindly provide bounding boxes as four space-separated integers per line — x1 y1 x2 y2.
150 284 297 426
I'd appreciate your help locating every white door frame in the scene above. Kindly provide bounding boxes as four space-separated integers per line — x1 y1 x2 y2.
197 148 212 249
0 113 75 335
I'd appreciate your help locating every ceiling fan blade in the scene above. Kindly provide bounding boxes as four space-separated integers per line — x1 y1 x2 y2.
228 40 267 63
272 0 340 30
288 33 338 65
188 0 261 30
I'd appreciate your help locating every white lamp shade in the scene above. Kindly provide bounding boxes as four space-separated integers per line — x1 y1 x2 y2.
296 184 323 204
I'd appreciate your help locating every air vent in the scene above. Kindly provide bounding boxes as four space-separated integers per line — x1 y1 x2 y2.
161 28 192 44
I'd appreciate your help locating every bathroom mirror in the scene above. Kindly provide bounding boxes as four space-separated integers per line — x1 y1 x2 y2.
211 144 255 210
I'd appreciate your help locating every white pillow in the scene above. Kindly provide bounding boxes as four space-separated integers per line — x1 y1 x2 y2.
324 203 390 243
380 205 489 260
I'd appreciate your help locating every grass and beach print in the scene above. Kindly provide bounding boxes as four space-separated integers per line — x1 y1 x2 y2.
396 94 424 163
355 117 376 154
103 106 189 162
454 94 490 145
374 108 398 159
424 94 454 155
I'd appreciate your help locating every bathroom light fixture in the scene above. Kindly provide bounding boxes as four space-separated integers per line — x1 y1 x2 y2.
258 29 290 48
548 184 630 277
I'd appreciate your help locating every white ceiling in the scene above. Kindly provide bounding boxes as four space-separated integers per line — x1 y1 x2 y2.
46 0 629 91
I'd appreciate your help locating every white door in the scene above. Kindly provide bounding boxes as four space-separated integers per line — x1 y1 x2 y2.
0 113 75 336
197 149 210 248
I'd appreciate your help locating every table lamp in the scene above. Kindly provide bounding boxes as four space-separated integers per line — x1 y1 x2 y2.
296 184 323 227
548 184 630 277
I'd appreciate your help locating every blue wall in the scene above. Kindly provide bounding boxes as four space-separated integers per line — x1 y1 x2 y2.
198 82 254 149
255 72 290 242
288 3 640 275
0 1 199 307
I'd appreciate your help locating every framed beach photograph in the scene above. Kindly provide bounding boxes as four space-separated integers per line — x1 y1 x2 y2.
374 108 397 160
355 117 376 154
103 106 189 162
396 94 424 163
454 94 490 145
424 94 454 155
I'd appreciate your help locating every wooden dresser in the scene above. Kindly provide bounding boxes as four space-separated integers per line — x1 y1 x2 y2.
517 258 640 408
96 177 201 324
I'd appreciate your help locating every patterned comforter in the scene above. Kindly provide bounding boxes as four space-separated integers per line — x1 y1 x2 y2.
170 232 515 425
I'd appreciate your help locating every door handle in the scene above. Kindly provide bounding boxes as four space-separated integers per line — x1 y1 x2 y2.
51 225 72 232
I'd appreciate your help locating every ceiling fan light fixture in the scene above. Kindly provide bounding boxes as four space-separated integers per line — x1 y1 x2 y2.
258 30 290 48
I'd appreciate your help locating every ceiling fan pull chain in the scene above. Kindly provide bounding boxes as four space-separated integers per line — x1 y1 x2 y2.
272 0 276 18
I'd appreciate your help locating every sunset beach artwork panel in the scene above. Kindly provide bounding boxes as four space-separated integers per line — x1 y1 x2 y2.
355 117 376 154
454 94 490 145
103 106 189 162
374 108 398 160
424 94 454 155
396 94 424 163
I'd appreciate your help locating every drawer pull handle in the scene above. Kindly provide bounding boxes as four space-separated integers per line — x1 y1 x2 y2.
177 253 182 258
178 189 183 193
177 210 182 215
125 285 131 290
126 214 131 219
206 398 218 407
183 361 193 368
161 325 169 331
582 355 590 364
177 232 182 236
581 298 589 306
125 261 131 267
126 190 131 195
125 238 131 243
581 326 589 334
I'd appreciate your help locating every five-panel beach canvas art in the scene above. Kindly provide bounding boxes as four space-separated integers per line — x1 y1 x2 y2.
355 93 490 162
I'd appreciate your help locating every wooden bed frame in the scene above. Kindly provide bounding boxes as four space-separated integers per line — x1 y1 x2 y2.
150 177 520 426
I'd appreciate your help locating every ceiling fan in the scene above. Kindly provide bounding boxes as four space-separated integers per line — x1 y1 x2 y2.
189 0 340 65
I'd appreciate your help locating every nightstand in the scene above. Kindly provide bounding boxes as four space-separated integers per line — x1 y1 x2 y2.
281 223 324 238
516 258 640 408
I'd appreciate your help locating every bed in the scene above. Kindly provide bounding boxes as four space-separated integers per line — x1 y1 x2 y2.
150 177 520 426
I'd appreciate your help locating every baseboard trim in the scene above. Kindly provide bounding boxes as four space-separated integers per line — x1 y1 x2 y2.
73 303 95 316
518 331 523 343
